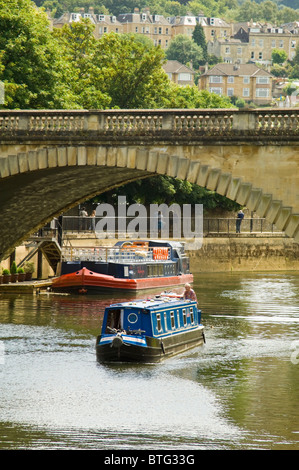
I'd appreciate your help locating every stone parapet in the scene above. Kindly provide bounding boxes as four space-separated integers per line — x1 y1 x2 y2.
1 109 299 143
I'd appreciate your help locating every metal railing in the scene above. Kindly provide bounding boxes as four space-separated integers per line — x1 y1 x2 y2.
61 216 283 236
61 245 170 263
203 217 280 234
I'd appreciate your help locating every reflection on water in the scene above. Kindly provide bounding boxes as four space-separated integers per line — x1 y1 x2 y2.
0 272 299 449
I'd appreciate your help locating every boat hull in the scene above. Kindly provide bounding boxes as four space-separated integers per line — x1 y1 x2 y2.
96 326 205 363
52 267 193 294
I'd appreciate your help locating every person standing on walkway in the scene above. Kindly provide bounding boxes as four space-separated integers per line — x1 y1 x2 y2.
236 209 244 233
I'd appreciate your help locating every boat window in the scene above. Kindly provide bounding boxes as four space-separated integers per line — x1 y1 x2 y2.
190 307 194 324
128 312 138 324
164 312 168 331
176 309 181 328
183 308 187 326
170 311 175 329
156 313 162 332
106 309 121 332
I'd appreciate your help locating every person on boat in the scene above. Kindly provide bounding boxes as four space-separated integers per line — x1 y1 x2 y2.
183 283 197 301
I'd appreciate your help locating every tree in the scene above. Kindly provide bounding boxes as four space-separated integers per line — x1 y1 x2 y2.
162 85 234 109
272 48 288 65
0 0 66 109
53 19 111 108
93 33 170 108
192 24 208 64
166 34 203 70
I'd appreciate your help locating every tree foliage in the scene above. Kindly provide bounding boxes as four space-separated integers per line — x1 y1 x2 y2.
166 34 203 69
93 33 169 108
271 48 287 65
0 0 65 108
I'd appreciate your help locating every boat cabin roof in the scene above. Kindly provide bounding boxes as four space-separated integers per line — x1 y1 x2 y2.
108 296 197 312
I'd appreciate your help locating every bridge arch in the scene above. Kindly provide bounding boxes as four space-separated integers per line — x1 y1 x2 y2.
1 143 298 261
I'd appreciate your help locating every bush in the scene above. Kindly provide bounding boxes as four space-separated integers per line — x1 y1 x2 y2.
24 262 35 273
10 261 17 274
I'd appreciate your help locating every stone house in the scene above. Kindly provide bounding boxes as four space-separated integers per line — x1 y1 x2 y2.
117 8 171 49
199 63 274 105
208 37 249 64
53 7 123 39
163 61 195 86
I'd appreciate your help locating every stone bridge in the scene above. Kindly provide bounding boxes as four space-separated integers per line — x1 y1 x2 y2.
1 108 299 260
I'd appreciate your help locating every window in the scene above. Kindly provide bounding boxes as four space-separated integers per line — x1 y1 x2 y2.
228 76 234 83
190 307 194 324
183 309 187 326
243 88 250 97
170 311 175 329
176 310 181 328
156 314 162 332
227 88 234 96
164 312 168 331
257 76 269 84
209 87 222 95
243 76 250 84
256 88 269 97
209 76 222 83
179 73 191 81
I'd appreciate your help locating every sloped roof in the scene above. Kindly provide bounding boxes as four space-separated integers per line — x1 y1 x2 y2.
202 63 273 77
117 12 170 25
163 60 195 75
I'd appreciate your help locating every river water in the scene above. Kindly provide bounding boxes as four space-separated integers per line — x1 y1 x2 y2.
0 271 299 450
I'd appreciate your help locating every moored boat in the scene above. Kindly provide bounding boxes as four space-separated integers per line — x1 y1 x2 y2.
96 296 205 363
52 240 193 294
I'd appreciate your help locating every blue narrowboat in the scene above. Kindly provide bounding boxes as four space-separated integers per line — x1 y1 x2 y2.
96 296 205 363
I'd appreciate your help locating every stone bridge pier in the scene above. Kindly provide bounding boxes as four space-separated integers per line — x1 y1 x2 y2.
1 108 299 260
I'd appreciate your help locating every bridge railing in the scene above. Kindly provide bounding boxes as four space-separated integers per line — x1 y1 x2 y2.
61 216 283 236
1 109 299 139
